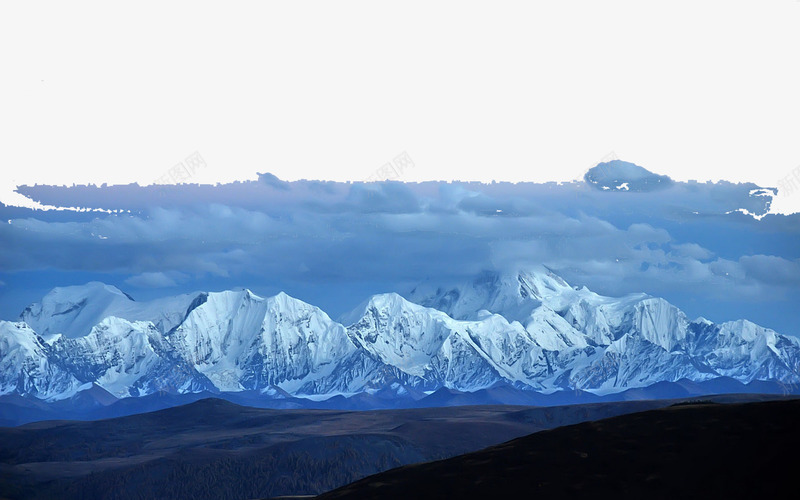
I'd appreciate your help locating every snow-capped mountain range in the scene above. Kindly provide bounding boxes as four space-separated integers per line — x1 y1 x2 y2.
2 266 799 402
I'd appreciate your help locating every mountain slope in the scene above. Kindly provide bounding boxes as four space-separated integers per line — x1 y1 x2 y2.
168 290 360 394
51 317 215 398
0 322 85 400
0 398 680 500
317 398 800 500
405 268 800 393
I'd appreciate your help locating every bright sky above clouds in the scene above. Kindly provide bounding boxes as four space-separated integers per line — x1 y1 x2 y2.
1 1 799 340
1 1 799 213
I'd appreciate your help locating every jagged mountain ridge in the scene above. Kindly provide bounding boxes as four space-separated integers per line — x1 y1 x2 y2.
20 281 207 340
2 267 799 402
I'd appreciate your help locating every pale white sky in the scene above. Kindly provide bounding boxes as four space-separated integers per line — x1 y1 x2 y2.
1 1 799 213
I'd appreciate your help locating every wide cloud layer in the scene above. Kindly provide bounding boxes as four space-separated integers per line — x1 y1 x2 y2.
1 161 798 336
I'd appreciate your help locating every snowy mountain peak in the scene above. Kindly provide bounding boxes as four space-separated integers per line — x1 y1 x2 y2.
628 297 689 351
407 266 573 322
340 292 422 326
0 320 85 400
46 281 133 301
4 276 800 403
20 282 135 339
346 293 457 378
368 292 427 312
20 281 211 339
88 315 157 336
515 265 573 299
0 320 42 346
264 292 340 329
268 290 313 310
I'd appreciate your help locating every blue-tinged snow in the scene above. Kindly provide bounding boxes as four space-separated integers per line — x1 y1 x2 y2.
3 267 800 401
